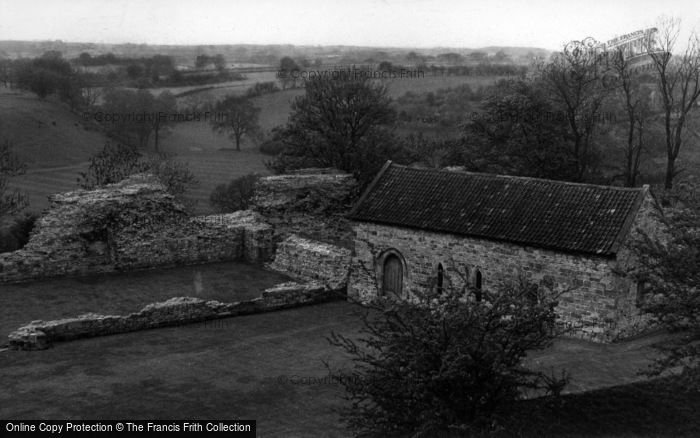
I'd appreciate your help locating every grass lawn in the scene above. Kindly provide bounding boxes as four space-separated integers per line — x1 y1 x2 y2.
0 259 694 438
0 88 107 168
0 296 698 437
0 261 291 341
0 301 360 437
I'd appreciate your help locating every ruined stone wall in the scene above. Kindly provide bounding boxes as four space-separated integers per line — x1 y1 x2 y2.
349 222 647 343
267 235 352 290
112 211 274 271
0 175 274 283
252 171 358 247
9 282 342 350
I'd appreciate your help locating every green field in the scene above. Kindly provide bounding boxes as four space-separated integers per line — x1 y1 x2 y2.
147 71 280 98
2 74 502 216
1 87 272 215
9 149 270 216
0 88 106 168
4 71 700 217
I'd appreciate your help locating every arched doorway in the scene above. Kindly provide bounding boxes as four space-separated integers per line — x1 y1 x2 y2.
382 254 403 297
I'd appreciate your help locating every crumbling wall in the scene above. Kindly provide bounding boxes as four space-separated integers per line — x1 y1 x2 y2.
252 170 358 247
0 175 274 283
9 282 342 350
267 235 352 290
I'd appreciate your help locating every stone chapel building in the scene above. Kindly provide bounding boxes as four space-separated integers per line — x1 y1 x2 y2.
347 161 665 342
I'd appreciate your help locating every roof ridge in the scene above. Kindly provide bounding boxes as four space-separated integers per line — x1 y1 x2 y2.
390 162 645 192
350 161 648 256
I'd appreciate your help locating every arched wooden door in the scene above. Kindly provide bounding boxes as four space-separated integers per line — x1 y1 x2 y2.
382 255 403 297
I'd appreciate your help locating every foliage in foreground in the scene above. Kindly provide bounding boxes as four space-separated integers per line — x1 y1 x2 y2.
634 182 700 376
327 280 566 436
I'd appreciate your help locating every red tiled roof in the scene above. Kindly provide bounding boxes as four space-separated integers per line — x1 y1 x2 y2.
349 161 647 256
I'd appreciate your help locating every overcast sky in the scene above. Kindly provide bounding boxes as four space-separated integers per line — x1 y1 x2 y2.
1 0 699 50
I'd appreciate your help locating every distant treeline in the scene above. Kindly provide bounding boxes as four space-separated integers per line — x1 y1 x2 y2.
76 52 173 69
75 52 244 88
377 61 528 77
0 51 246 91
7 53 95 110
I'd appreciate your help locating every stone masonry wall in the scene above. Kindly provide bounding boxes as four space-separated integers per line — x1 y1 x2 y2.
252 171 358 247
0 175 274 283
267 235 352 290
349 222 644 343
9 282 342 350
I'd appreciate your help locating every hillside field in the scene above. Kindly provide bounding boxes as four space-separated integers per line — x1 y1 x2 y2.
2 74 499 215
4 70 700 217
1 88 270 216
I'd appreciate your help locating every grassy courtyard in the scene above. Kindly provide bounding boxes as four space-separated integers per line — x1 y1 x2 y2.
1 263 698 437
0 261 291 341
0 301 359 436
1 298 699 437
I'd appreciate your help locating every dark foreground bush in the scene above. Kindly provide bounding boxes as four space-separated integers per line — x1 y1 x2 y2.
327 279 566 437
259 139 285 156
0 213 38 253
209 173 261 213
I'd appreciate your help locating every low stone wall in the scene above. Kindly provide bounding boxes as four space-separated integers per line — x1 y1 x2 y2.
112 211 274 271
267 235 352 290
0 176 275 283
9 282 343 350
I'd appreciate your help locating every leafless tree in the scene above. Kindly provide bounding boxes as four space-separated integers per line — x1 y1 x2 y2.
538 38 610 181
81 83 101 110
646 17 700 189
609 48 653 187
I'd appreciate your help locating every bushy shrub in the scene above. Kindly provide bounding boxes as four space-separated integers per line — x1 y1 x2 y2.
327 271 566 436
0 213 38 253
209 173 261 213
259 139 286 156
1 139 28 218
77 143 199 212
633 183 700 377
77 142 146 189
246 81 280 98
144 154 199 212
